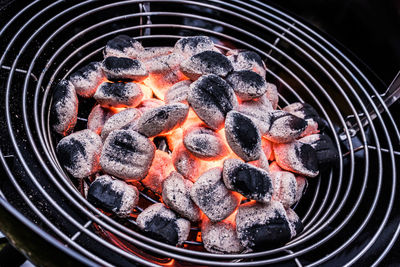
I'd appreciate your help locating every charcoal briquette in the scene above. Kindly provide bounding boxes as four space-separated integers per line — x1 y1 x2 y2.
188 74 238 130
137 98 164 113
136 103 189 137
100 130 155 180
144 53 185 74
102 56 148 82
69 62 104 98
56 129 102 178
104 35 144 58
225 111 262 161
136 203 190 245
223 158 273 203
138 46 174 61
172 143 202 182
265 83 279 109
87 175 139 217
226 70 268 101
94 82 143 108
237 96 274 134
174 36 215 58
273 141 319 177
141 150 174 194
226 49 266 77
101 108 142 141
286 208 303 238
283 102 326 131
264 110 307 143
50 80 78 135
190 168 241 222
87 104 115 135
164 80 192 104
295 176 307 203
270 171 297 208
299 134 339 168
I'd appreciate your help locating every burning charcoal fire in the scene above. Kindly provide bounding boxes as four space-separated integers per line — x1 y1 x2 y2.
144 53 185 74
236 201 292 248
141 150 174 194
270 171 297 208
100 130 155 180
248 152 270 172
261 138 274 160
264 110 307 143
201 217 244 254
143 70 187 100
183 125 228 160
87 104 115 135
172 144 202 182
56 129 102 178
103 35 144 58
283 102 326 130
226 70 268 101
50 80 78 135
136 203 190 246
237 96 274 135
138 46 174 61
286 208 303 238
101 108 142 141
102 56 148 82
180 51 233 80
265 83 279 109
69 62 104 98
164 80 192 104
94 82 143 108
299 134 339 169
225 111 262 161
226 49 266 77
136 103 189 137
174 36 215 58
190 168 241 222
137 98 164 113
162 172 201 222
87 175 139 218
223 158 273 203
188 74 238 130
273 141 319 177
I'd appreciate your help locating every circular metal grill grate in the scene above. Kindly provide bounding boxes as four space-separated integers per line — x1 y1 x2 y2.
0 1 400 266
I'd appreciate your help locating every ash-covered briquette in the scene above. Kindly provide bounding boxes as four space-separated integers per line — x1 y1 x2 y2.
299 134 339 169
283 102 326 130
223 158 273 203
144 53 185 74
94 82 143 108
270 171 297 208
265 83 279 109
190 168 241 222
226 70 268 101
87 104 115 135
201 218 245 254
295 176 307 203
174 36 215 58
87 175 139 218
136 203 190 246
286 208 303 238
162 172 201 222
138 46 174 61
172 144 202 182
264 110 308 143
103 35 144 58
225 111 262 162
261 137 273 160
141 150 174 194
226 49 266 77
56 129 102 178
248 151 270 172
137 98 164 113
183 125 228 160
164 80 192 104
100 130 155 180
273 141 319 177
101 108 142 141
50 80 78 135
237 96 274 135
102 56 148 82
188 74 238 130
236 201 292 248
136 103 189 137
69 62 104 98
180 51 233 80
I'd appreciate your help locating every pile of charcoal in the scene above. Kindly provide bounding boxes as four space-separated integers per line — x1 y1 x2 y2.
52 35 339 254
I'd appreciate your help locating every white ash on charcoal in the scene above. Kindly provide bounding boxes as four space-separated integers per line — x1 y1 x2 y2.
295 176 307 203
286 208 303 238
69 62 104 98
144 53 185 74
263 110 308 143
171 143 202 182
138 46 174 61
190 168 241 222
136 203 190 246
226 70 268 101
100 130 155 180
188 74 238 130
226 49 266 78
201 218 245 254
101 108 142 141
299 134 339 169
223 158 273 203
137 98 164 113
94 82 143 108
273 141 319 177
103 35 144 58
164 80 192 104
237 96 274 135
270 171 297 208
236 201 292 248
87 175 139 218
183 125 228 160
261 138 274 160
180 51 233 80
283 102 326 131
225 111 262 162
174 36 215 58
87 104 115 135
136 103 189 137
162 171 201 222
56 129 102 178
248 151 270 172
50 80 78 135
265 83 279 109
102 56 148 82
